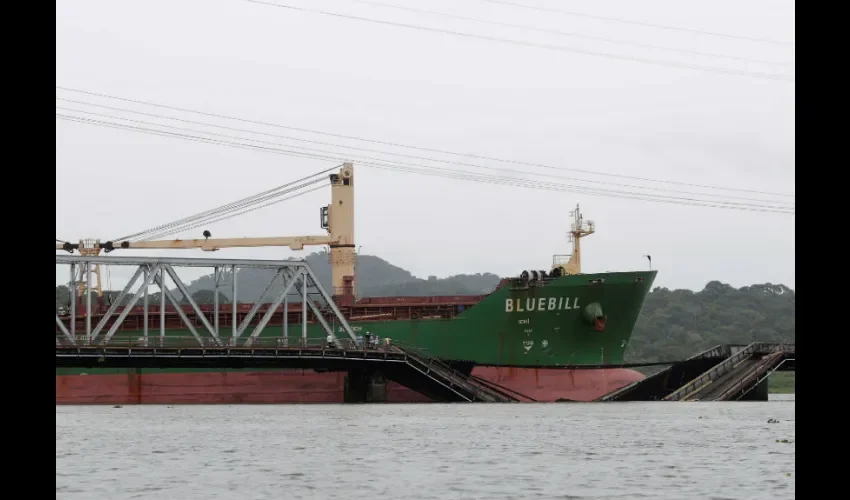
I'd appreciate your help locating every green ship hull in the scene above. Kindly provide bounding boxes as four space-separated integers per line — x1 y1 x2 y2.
349 270 655 366
57 270 656 370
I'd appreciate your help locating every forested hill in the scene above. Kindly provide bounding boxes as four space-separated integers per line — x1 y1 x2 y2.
55 252 794 362
625 282 794 362
177 252 504 298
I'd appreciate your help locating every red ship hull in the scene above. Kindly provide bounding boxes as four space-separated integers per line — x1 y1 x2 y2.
55 367 645 404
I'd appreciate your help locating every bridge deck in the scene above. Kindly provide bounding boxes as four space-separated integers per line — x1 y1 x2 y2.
663 343 795 402
596 345 731 402
597 343 794 402
678 351 789 401
55 255 525 402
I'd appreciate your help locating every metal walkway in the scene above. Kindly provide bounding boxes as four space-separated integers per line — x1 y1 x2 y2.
663 343 795 401
381 343 520 403
596 345 731 401
597 343 795 402
55 255 517 403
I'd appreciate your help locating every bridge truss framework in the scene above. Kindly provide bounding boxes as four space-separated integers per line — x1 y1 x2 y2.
55 255 357 348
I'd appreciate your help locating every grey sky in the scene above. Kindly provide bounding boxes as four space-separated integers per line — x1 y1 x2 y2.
55 0 795 291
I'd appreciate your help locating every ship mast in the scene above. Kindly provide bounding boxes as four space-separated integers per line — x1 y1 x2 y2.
552 204 595 276
566 204 594 274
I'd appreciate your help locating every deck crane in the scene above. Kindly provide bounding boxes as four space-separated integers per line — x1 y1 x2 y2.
56 163 357 305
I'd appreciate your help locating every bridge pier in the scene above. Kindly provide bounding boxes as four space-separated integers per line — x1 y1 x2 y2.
344 369 387 403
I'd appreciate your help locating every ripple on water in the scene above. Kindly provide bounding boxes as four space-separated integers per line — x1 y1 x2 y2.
56 401 795 500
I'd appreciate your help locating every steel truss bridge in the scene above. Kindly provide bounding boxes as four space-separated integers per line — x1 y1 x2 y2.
597 343 795 402
55 255 518 403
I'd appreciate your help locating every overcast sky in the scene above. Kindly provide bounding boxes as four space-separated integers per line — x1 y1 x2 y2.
56 0 795 291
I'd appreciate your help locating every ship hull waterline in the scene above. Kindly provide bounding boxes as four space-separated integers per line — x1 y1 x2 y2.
55 367 646 404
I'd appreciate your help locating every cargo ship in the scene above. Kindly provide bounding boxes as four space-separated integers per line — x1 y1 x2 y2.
56 164 656 404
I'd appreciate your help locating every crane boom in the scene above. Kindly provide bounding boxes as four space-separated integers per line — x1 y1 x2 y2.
54 235 337 252
57 163 357 303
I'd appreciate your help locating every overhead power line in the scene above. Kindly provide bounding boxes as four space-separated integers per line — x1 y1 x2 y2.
475 0 794 46
56 112 794 215
56 102 792 207
55 86 795 198
56 111 792 217
359 160 792 214
347 0 791 67
56 109 792 211
55 110 794 213
238 0 793 82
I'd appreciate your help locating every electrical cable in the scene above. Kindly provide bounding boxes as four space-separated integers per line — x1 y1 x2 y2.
475 0 794 46
56 103 793 206
56 86 795 198
346 0 791 67
112 166 335 241
57 112 794 215
56 112 791 211
239 0 793 81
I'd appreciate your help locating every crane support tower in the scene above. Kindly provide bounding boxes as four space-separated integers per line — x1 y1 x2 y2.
74 239 104 299
56 163 357 305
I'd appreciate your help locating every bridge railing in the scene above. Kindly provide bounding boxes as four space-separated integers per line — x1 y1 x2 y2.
663 343 760 401
715 350 785 401
597 344 732 402
388 339 509 402
662 342 795 401
752 342 795 355
55 335 407 354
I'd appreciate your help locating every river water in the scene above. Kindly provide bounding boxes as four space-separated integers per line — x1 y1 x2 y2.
56 395 795 500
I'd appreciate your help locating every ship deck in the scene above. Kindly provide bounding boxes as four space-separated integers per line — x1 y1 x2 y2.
57 291 491 334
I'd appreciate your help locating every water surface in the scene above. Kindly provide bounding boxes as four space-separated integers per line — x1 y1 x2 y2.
56 396 795 499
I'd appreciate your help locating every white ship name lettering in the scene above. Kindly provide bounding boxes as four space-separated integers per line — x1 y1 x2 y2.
505 297 579 313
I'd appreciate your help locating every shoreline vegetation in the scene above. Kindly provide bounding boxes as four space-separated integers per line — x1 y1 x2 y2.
768 371 795 394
